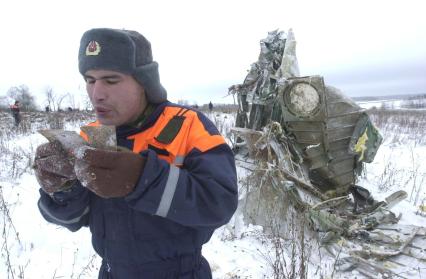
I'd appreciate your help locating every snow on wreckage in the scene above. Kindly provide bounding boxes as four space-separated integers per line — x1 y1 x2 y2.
229 29 426 278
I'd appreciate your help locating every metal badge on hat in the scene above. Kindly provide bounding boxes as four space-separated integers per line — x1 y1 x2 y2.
86 41 101 56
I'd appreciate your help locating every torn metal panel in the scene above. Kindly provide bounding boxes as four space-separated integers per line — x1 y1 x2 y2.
38 129 88 159
38 125 120 163
80 125 117 149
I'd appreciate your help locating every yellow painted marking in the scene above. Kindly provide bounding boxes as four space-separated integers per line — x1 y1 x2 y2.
354 128 369 162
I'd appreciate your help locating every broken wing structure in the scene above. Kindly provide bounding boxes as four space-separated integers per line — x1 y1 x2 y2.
230 30 426 277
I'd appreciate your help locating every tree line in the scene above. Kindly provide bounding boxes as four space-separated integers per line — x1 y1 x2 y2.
0 84 92 112
1 84 238 113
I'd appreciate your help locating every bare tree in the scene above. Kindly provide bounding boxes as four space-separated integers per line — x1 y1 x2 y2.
82 92 93 111
44 87 72 111
44 86 56 111
67 92 77 110
56 92 69 111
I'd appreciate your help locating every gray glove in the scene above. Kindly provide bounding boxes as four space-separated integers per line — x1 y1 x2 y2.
33 141 77 194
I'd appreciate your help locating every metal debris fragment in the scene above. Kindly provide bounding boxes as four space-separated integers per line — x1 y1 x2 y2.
39 125 117 156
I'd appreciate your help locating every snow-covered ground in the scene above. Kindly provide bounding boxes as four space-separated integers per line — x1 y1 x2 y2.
0 108 425 278
357 95 426 111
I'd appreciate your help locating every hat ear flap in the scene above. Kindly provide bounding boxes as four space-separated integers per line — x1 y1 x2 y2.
134 62 167 104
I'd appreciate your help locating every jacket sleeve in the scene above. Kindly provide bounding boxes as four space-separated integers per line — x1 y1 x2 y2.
125 114 238 229
37 181 90 232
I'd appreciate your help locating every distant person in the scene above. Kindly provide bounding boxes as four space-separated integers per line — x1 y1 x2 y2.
33 27 238 279
9 100 21 126
208 101 213 112
45 106 50 112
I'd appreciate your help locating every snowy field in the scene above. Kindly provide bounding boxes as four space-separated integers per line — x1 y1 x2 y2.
0 104 425 278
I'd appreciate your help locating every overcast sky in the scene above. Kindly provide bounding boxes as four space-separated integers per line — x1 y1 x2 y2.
1 0 425 107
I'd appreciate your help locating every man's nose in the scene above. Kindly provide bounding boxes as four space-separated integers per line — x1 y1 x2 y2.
91 81 108 101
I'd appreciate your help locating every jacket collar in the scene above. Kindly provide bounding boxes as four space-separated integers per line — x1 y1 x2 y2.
116 101 171 138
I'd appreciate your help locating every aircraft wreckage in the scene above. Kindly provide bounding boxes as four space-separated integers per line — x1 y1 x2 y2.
228 29 426 278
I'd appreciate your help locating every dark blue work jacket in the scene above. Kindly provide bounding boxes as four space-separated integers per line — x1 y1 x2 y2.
38 102 238 278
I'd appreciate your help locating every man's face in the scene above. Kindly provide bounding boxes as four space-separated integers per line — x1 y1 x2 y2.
84 69 147 126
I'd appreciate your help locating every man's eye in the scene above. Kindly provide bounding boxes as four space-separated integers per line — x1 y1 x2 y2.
106 79 119 85
86 79 95 84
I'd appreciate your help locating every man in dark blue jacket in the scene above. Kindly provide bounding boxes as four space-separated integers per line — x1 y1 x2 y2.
33 28 238 279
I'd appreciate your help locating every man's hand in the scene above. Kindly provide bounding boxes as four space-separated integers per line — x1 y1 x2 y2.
34 142 77 194
74 147 145 198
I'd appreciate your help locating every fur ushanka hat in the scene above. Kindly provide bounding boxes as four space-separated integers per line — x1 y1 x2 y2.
78 28 167 104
